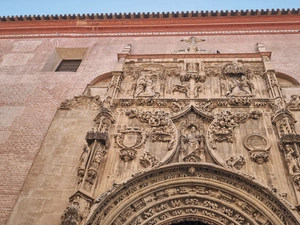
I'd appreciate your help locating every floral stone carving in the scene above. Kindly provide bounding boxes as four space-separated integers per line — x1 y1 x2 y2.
126 110 176 150
243 134 271 164
207 110 249 149
140 152 159 168
60 202 80 225
226 156 245 170
115 126 148 162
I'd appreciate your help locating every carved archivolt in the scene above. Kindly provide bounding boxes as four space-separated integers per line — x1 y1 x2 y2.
86 164 299 225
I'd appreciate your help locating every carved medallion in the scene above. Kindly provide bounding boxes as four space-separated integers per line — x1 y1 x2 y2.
243 134 270 164
115 126 148 162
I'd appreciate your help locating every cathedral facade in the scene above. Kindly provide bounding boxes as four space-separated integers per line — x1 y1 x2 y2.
1 9 300 225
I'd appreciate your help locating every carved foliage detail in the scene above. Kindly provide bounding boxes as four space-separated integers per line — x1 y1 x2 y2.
126 110 176 150
207 110 252 149
140 152 159 168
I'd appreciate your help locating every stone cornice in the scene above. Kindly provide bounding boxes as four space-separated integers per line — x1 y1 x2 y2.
0 9 300 37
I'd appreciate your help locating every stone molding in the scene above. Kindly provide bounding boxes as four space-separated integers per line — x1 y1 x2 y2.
86 163 300 225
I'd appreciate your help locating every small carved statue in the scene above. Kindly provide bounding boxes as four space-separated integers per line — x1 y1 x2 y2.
91 147 105 169
285 145 300 175
287 95 300 111
79 144 90 170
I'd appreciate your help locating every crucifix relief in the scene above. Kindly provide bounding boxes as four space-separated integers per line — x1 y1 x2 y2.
180 36 205 53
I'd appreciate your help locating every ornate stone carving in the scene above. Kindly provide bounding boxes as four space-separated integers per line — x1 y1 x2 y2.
207 110 250 149
60 97 78 110
172 83 188 96
115 126 147 162
243 134 271 164
228 96 251 106
226 156 245 170
134 74 158 98
226 75 254 97
126 109 176 150
140 152 158 168
287 94 300 111
179 36 205 53
60 203 80 225
285 145 300 173
77 144 91 186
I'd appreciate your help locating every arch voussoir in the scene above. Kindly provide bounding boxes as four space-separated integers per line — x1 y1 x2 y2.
87 163 300 225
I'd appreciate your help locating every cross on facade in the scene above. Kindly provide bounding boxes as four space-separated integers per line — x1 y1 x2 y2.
180 37 205 52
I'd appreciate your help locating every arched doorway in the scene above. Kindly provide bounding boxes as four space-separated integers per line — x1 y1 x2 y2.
86 163 300 225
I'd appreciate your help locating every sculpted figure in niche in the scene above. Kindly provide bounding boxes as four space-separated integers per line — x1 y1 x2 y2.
91 147 105 169
79 144 90 170
285 145 300 175
180 125 206 162
227 75 253 96
134 75 155 97
187 126 199 154
287 95 300 111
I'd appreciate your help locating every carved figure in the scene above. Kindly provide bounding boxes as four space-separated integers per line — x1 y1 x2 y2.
227 75 253 96
134 75 155 97
285 145 300 175
79 144 90 170
287 95 300 111
91 147 105 169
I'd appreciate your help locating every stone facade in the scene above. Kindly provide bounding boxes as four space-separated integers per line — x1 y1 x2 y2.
1 9 300 225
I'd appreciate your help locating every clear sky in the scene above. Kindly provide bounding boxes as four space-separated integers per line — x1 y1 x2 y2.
0 0 299 17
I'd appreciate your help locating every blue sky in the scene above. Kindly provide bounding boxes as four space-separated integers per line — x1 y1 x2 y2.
0 0 299 16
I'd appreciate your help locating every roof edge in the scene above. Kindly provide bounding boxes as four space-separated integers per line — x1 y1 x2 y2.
1 8 299 22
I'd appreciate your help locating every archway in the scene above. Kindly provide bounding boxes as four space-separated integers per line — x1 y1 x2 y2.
86 163 300 225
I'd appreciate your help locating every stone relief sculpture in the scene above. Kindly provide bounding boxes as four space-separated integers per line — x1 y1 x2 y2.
243 134 271 164
126 109 176 150
60 46 300 225
226 156 245 170
287 94 300 111
115 126 148 162
134 75 156 97
140 152 159 168
227 75 253 97
179 124 206 163
284 144 300 175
